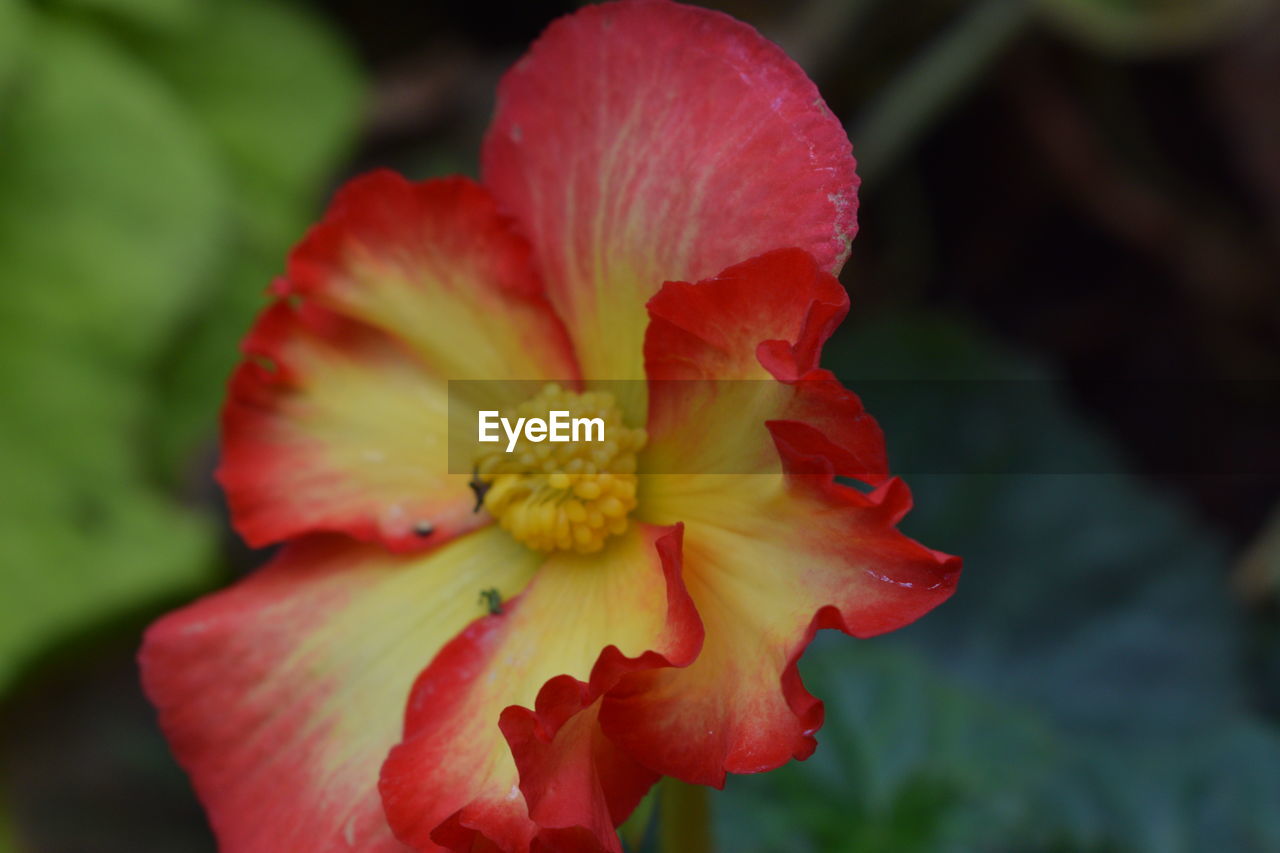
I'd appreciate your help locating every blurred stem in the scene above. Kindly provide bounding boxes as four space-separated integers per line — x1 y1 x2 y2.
657 779 712 853
775 0 885 78
619 785 658 851
853 0 1033 188
0 800 20 853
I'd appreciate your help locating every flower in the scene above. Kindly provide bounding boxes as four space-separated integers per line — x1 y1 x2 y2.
139 1 960 851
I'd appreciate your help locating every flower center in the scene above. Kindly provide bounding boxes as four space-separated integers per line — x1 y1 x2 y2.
475 384 646 554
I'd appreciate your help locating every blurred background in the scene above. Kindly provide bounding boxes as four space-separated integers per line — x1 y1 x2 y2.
1 0 1278 850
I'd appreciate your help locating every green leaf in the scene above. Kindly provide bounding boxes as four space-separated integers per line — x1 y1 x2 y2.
138 0 362 199
53 0 202 36
716 642 1066 853
0 0 29 102
0 331 216 693
0 16 228 367
0 16 226 692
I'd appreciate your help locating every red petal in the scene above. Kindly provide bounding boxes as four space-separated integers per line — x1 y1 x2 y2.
604 249 958 786
605 475 958 786
283 172 577 386
483 0 858 385
139 530 541 852
219 299 482 552
501 678 658 853
219 174 579 551
379 524 699 851
643 248 887 484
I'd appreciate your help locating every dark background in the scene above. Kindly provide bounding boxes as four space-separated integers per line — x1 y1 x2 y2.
1 0 1278 850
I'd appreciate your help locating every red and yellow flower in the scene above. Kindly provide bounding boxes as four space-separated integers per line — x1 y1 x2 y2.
140 1 960 850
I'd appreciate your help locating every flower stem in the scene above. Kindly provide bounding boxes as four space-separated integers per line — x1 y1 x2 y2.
0 799 21 853
619 785 657 851
656 778 712 853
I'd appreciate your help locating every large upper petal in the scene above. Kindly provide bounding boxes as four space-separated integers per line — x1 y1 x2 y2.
379 523 700 852
218 174 579 551
139 528 542 853
482 0 858 392
606 249 959 786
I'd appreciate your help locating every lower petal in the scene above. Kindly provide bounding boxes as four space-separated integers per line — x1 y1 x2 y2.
503 678 658 853
379 524 699 851
139 528 540 852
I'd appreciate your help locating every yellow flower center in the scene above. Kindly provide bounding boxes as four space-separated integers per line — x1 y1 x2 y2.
475 384 646 554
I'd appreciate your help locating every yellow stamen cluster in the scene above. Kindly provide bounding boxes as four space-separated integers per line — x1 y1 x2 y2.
476 384 646 554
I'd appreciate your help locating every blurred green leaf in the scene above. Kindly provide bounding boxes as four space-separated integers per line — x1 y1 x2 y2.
0 16 227 367
54 0 202 35
0 14 230 690
0 0 29 101
0 332 215 693
717 642 1065 853
138 0 362 199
